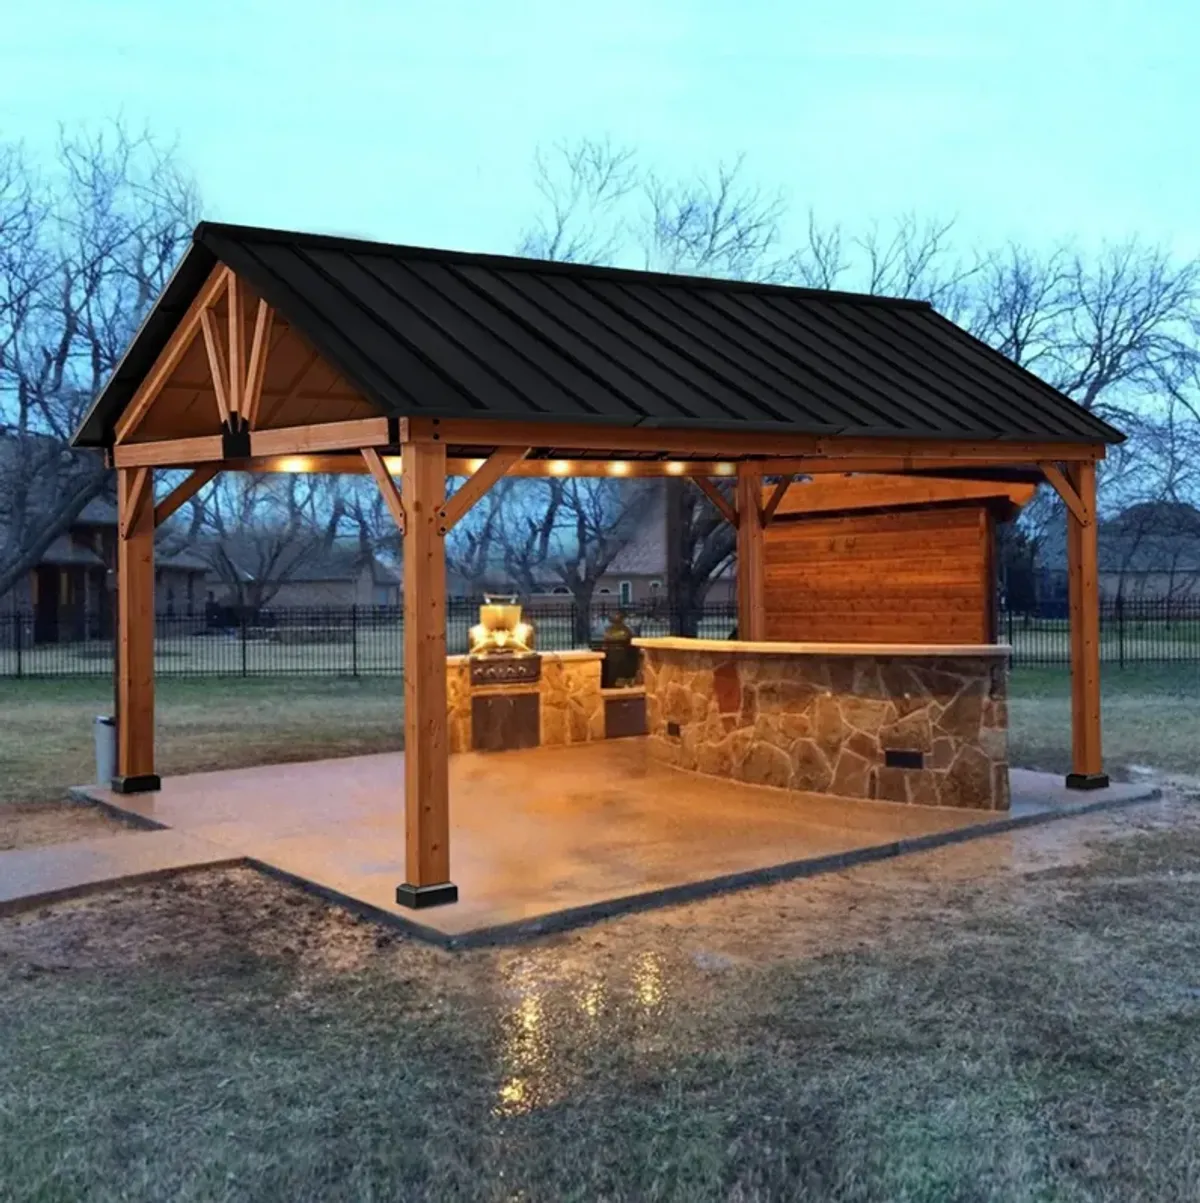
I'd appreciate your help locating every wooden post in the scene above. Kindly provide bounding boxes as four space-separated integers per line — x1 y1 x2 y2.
1065 460 1107 788
736 464 766 640
113 466 160 793
396 437 456 907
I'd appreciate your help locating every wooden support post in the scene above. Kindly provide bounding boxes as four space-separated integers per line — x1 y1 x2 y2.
113 466 160 793
441 447 529 532
153 465 220 528
736 464 766 641
691 476 739 528
396 438 456 908
760 474 794 525
1065 460 1107 789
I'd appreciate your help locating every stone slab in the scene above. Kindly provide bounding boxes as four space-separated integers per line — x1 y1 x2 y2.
0 830 243 915
70 742 1161 949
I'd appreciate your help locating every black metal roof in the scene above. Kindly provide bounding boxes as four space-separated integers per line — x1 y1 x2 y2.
73 221 1124 449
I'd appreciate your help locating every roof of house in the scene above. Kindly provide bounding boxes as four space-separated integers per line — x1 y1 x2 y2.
74 221 1124 449
1041 501 1200 573
204 539 400 585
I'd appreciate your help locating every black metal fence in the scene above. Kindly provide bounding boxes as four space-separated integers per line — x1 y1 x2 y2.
3 596 1199 678
0 599 738 679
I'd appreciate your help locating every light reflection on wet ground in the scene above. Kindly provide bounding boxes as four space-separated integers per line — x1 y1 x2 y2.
479 784 1196 1117
490 946 675 1116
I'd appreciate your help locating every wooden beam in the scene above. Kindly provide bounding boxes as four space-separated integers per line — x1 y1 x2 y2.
1039 460 1091 525
760 475 794 525
1065 460 1106 788
249 416 393 457
113 266 230 443
362 448 406 535
257 347 322 428
153 465 220 528
199 308 232 427
113 435 225 469
405 416 1107 464
736 465 766 640
691 476 739 527
226 273 245 421
769 473 1039 519
115 466 157 790
399 438 454 902
440 447 528 532
242 300 274 430
118 466 153 539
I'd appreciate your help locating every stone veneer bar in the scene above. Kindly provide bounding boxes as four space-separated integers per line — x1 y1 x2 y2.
634 638 1012 811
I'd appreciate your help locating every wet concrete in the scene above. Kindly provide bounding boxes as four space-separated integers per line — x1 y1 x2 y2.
68 739 1161 946
0 830 242 915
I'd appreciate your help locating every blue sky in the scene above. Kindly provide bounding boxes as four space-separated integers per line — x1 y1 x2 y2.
3 0 1196 262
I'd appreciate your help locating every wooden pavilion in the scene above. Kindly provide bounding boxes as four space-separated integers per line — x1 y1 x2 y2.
73 222 1123 909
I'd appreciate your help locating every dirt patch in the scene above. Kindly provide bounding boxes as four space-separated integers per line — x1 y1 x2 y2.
0 800 129 852
0 866 451 980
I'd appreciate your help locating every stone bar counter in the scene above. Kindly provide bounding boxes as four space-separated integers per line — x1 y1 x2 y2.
633 638 1012 810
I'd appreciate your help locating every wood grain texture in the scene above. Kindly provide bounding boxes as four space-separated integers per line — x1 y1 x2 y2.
1066 461 1103 775
401 439 451 887
737 466 766 640
116 467 156 779
764 504 995 645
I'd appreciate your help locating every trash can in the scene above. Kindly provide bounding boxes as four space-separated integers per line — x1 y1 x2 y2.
94 715 116 786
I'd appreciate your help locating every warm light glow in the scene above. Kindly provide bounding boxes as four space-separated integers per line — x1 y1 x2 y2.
632 951 665 1010
578 980 605 1019
383 455 403 473
665 461 686 476
469 597 534 655
607 460 631 477
547 459 571 476
714 462 736 476
276 456 313 473
466 458 486 473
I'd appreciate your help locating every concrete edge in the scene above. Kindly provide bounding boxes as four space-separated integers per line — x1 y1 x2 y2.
66 780 1164 952
438 784 1166 949
0 855 249 919
244 859 458 949
66 787 170 832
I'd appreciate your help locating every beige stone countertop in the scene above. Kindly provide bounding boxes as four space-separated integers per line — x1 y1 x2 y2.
446 649 604 667
632 637 1013 658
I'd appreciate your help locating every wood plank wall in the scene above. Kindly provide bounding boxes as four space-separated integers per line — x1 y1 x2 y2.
763 503 996 645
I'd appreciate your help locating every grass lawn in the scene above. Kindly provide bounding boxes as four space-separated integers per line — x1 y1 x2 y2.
2 668 1200 1200
0 677 404 806
3 664 1199 807
3 800 1200 1201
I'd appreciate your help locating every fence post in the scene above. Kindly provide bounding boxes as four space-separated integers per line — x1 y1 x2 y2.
240 605 248 678
1117 594 1125 670
351 604 359 678
1006 605 1013 648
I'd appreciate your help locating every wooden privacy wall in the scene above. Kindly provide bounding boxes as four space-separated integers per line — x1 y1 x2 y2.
763 503 997 645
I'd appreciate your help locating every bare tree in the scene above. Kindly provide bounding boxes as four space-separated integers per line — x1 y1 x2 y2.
517 137 639 266
184 474 331 612
0 122 198 602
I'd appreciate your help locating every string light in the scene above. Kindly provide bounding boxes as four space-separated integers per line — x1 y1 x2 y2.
607 461 631 476
276 456 313 473
547 460 571 476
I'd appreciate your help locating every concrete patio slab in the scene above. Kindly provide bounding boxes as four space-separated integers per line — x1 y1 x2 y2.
68 740 1162 947
0 830 243 915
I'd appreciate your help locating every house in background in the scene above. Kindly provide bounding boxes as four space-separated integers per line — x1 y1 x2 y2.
447 483 735 608
2 497 209 643
598 484 734 607
205 541 401 612
1038 500 1200 602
